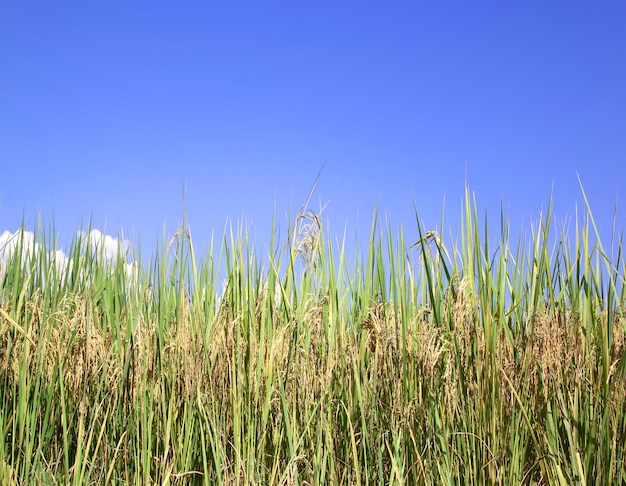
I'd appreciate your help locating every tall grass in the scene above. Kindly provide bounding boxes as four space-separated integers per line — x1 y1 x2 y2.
1 186 625 484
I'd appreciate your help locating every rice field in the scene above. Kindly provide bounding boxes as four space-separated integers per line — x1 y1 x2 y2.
1 185 625 484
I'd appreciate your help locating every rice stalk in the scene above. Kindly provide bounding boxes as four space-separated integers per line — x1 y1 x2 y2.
0 185 624 484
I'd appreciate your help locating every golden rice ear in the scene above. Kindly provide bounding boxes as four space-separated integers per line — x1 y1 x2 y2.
166 228 186 253
296 210 322 270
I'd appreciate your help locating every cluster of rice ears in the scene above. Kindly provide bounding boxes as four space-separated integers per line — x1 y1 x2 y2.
1 186 625 485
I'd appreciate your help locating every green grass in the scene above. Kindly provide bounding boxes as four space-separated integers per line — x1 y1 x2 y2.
1 185 625 484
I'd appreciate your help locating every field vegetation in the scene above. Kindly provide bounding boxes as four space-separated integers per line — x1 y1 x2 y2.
1 185 625 484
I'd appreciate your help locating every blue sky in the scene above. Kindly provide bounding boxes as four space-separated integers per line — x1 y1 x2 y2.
1 1 625 262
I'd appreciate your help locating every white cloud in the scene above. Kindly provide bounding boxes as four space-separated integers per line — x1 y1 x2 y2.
0 230 11 256
77 229 131 262
50 249 70 276
0 229 37 266
0 228 137 288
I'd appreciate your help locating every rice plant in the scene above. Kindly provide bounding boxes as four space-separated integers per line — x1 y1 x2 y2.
1 184 624 484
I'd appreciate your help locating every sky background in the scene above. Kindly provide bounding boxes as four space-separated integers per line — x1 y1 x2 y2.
1 1 625 263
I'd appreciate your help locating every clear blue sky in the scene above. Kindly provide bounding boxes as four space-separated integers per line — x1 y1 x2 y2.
1 1 625 261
